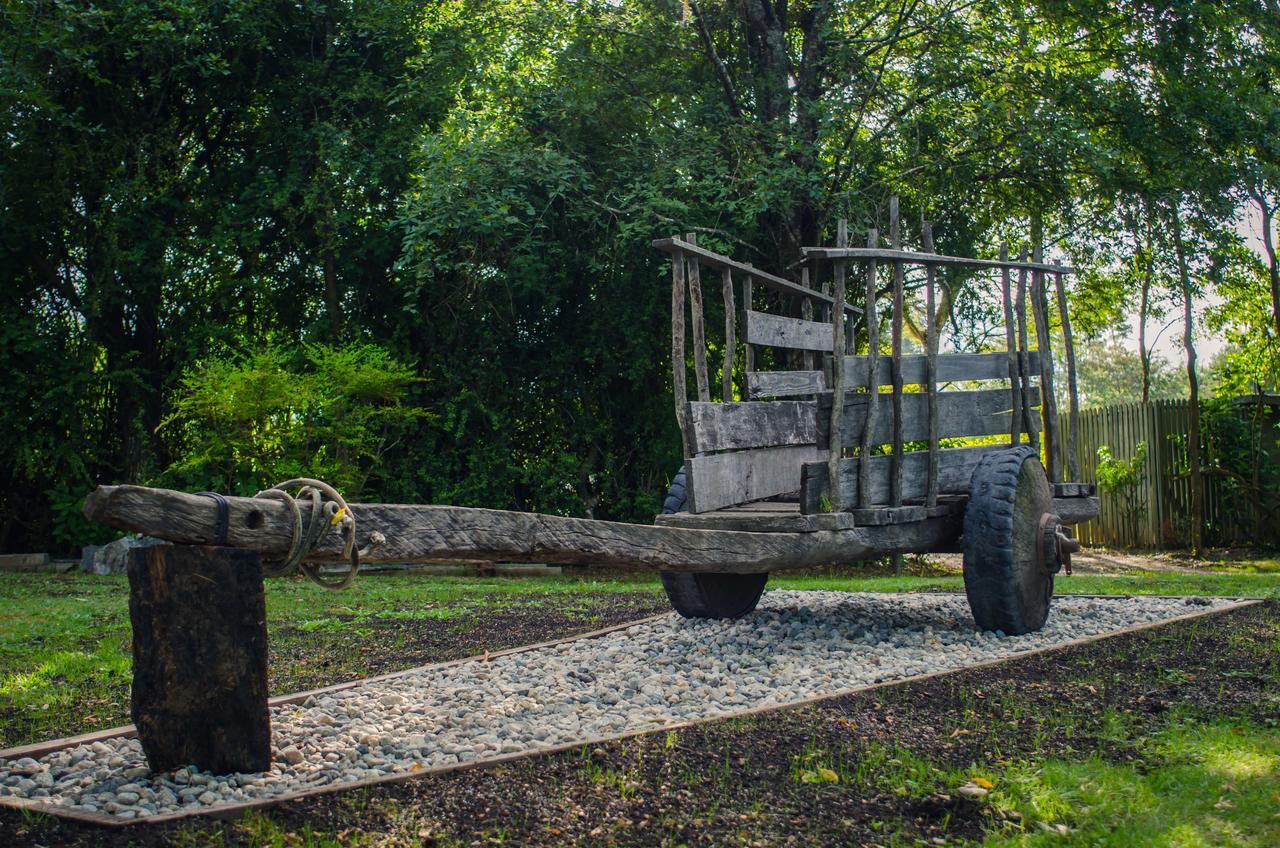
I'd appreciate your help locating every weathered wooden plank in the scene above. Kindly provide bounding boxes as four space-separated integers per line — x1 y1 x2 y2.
743 274 755 373
653 237 861 315
889 197 905 506
850 505 928 526
745 309 834 352
801 445 1004 512
722 267 735 402
859 227 881 508
923 221 940 507
686 234 710 403
801 246 1074 274
129 544 271 774
1053 482 1096 497
687 444 823 513
687 400 817 453
671 248 691 455
1054 496 1099 525
747 370 827 398
839 351 1041 388
83 485 960 574
818 388 1039 447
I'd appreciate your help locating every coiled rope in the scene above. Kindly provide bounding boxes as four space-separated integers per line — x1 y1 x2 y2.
254 478 384 590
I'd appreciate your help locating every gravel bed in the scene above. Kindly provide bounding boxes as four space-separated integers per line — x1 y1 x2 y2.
0 591 1235 820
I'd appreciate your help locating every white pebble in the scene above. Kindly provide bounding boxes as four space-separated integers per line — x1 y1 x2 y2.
0 592 1233 820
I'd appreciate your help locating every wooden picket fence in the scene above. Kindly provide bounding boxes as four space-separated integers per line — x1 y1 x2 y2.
1070 399 1272 549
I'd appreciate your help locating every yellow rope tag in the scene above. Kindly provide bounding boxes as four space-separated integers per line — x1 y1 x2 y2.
329 506 347 526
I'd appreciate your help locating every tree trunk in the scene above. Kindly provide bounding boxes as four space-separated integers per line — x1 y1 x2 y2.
1254 188 1280 339
1139 200 1153 404
1139 274 1151 404
1171 206 1203 556
324 250 342 338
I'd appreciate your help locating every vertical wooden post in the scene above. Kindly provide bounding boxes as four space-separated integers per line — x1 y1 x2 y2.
921 222 940 508
1015 248 1040 449
743 268 755 375
721 267 736 403
1031 243 1061 482
1000 243 1023 447
800 267 815 372
671 246 691 456
827 220 848 505
889 197 905 507
128 545 271 774
1053 270 1081 482
858 226 881 509
686 234 710 403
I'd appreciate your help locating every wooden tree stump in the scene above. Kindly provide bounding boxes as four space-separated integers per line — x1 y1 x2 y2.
128 544 271 774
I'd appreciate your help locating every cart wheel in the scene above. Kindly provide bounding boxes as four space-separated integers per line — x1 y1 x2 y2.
658 466 768 619
962 446 1071 635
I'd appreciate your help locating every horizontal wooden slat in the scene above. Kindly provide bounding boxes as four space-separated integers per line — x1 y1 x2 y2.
1053 496 1100 525
747 370 826 398
800 445 1004 512
842 351 1041 388
817 388 1038 447
746 310 834 351
802 246 1074 275
654 507 856 533
687 400 818 453
687 444 823 513
653 238 862 315
1053 482 1096 498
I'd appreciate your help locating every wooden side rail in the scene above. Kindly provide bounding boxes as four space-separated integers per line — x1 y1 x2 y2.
687 400 818 453
841 351 1041 388
802 246 1075 275
747 370 826 398
745 310 835 351
816 388 1039 447
654 237 863 315
800 445 1002 513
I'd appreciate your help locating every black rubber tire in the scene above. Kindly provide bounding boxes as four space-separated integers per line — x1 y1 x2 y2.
962 446 1055 635
658 467 768 619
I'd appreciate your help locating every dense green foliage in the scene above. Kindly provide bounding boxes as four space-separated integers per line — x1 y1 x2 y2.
2 1 1277 551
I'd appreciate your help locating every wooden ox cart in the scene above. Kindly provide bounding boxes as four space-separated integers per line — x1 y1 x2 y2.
647 204 1097 635
86 206 1097 636
78 200 1097 773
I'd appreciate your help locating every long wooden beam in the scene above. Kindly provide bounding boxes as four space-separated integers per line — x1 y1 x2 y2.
653 237 863 315
802 246 1074 275
82 485 962 575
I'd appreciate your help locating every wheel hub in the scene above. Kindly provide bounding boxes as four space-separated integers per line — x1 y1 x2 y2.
1036 513 1081 576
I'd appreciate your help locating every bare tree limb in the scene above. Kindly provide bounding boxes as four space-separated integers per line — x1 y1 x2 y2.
689 0 743 118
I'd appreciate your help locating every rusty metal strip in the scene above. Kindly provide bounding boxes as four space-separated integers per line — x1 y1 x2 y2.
0 597 1262 828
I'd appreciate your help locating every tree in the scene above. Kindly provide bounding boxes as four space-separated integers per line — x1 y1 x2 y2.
0 0 466 549
1074 338 1186 408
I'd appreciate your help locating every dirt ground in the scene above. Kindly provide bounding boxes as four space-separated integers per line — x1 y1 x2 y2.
2 595 1275 848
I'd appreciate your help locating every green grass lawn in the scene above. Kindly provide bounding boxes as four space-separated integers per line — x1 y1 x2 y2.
2 564 1278 750
1 559 1277 846
976 718 1280 847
